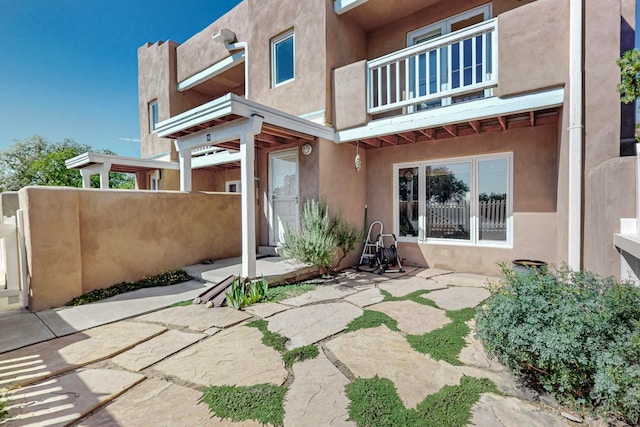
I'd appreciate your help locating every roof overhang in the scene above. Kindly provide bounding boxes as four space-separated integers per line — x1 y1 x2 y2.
155 93 335 144
336 87 565 145
65 152 180 174
177 51 245 92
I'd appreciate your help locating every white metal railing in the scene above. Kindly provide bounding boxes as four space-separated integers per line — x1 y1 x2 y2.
367 19 498 115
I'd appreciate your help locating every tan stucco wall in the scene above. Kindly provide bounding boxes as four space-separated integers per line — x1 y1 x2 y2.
318 138 368 268
0 192 19 218
193 168 241 192
364 124 559 275
496 0 569 97
19 187 241 312
584 157 635 279
333 61 369 131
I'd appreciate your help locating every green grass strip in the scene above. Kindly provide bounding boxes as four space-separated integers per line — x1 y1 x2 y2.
246 319 288 353
406 308 475 365
416 376 502 426
346 375 500 427
200 384 286 426
380 289 438 308
282 345 319 367
65 269 191 306
262 282 318 302
170 299 193 307
346 310 399 333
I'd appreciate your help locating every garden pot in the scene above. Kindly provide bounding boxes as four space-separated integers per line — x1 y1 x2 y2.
512 259 547 275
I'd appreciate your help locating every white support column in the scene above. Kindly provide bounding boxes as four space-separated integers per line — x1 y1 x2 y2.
80 169 92 188
99 162 111 189
240 115 263 278
176 141 192 192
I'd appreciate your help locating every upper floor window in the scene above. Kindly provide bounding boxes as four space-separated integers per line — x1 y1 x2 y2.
271 30 295 87
149 100 159 132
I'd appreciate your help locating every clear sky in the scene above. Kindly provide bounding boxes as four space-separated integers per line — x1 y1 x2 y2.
0 0 241 158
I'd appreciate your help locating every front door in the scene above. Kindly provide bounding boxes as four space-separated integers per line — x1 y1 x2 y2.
269 149 299 246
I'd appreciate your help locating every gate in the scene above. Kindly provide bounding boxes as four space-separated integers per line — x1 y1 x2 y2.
0 209 28 307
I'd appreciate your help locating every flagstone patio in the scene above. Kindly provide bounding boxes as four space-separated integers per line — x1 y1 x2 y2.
1 268 577 427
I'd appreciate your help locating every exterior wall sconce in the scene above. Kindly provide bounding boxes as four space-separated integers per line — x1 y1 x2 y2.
301 142 313 156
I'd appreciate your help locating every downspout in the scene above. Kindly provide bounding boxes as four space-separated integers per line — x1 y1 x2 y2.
226 41 250 100
567 0 583 270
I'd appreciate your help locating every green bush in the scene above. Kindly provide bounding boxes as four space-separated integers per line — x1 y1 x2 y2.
476 265 640 424
65 269 191 306
281 199 361 272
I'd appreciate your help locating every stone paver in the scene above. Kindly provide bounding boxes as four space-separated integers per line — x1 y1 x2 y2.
136 305 251 331
6 369 145 427
0 309 55 354
112 330 205 371
154 326 287 387
284 352 355 427
415 268 453 279
458 365 537 401
427 286 491 310
326 326 462 408
268 302 363 349
470 394 569 427
343 288 384 307
431 272 497 288
334 270 389 287
280 285 359 306
242 302 289 318
378 276 445 297
458 320 502 370
79 377 261 427
367 300 450 335
0 322 165 387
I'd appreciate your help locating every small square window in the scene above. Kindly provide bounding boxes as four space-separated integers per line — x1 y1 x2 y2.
149 100 159 132
271 30 294 87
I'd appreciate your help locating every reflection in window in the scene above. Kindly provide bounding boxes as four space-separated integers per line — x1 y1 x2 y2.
398 167 419 237
272 31 294 87
425 162 471 240
478 158 507 241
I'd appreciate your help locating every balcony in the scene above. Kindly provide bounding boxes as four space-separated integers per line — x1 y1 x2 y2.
367 19 497 115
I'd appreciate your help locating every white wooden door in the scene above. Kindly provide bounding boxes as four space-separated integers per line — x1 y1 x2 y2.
269 149 299 246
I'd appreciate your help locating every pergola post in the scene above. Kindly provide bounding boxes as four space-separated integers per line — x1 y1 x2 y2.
176 142 193 192
78 163 111 189
173 115 263 278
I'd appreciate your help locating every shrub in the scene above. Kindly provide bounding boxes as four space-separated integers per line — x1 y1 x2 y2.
281 199 362 272
225 277 269 310
476 264 640 424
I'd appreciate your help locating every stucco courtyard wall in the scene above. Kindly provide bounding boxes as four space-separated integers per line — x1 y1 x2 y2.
19 187 241 312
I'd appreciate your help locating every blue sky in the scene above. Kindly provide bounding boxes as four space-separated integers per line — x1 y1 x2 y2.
0 0 241 158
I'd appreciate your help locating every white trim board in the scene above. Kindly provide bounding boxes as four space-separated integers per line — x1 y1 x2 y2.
336 88 565 143
334 0 369 14
177 51 246 92
65 152 180 171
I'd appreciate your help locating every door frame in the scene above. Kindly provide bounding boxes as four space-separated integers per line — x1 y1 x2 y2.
268 148 300 246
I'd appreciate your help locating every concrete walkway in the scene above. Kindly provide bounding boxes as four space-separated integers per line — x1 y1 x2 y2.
1 268 581 426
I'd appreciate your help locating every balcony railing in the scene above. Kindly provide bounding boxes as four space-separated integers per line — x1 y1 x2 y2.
367 19 498 115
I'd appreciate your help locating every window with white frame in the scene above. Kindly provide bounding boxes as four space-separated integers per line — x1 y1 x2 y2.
150 170 160 191
149 100 159 132
395 153 512 246
226 180 241 193
271 30 294 87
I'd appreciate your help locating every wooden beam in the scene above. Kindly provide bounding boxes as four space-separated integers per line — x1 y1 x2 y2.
216 142 240 150
530 111 535 127
262 124 315 141
379 135 398 145
498 116 507 130
360 138 381 148
469 120 480 133
397 132 417 143
443 124 458 137
255 134 282 146
418 128 435 139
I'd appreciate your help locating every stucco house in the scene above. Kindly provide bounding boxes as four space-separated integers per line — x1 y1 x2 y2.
77 0 636 279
